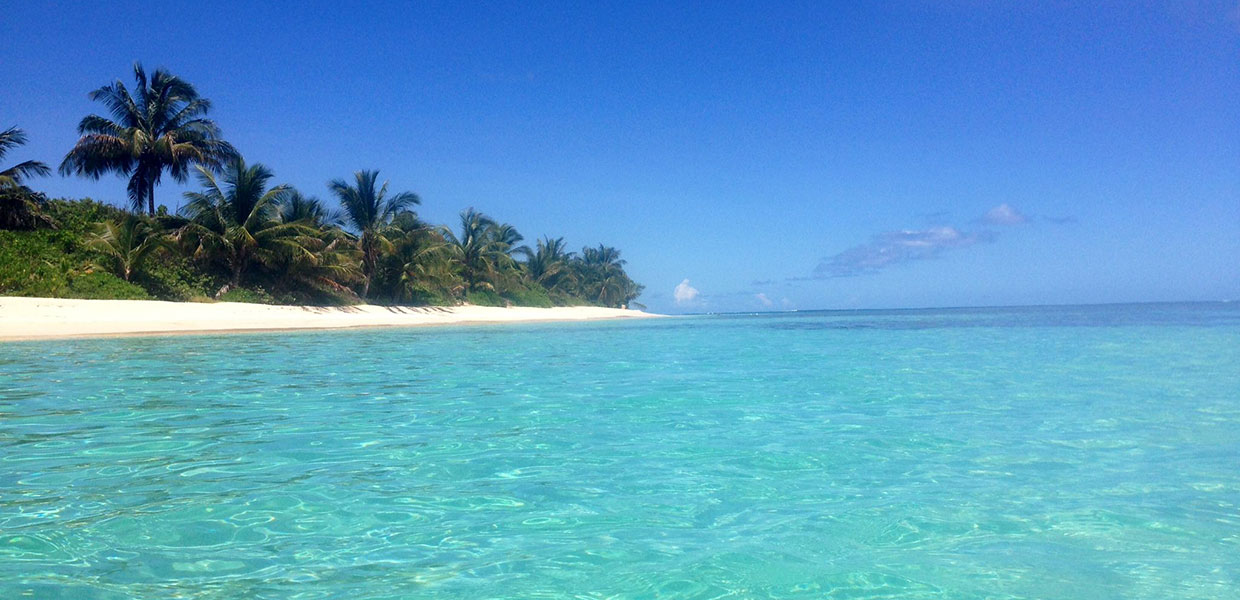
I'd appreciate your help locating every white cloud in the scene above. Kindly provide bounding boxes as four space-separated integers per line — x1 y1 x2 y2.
673 279 700 305
755 293 774 307
981 203 1029 225
814 226 994 277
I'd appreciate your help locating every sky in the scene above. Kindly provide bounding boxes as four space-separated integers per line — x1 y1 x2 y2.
1 1 1237 313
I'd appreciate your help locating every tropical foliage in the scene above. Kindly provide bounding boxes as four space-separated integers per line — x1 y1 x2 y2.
329 170 419 298
0 127 50 190
59 63 236 214
89 214 170 281
438 208 522 294
179 158 324 297
6 63 644 309
0 127 54 230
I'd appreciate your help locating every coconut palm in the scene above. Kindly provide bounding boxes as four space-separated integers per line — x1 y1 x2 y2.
581 244 626 270
88 215 170 281
280 232 364 303
519 236 575 291
280 189 341 227
60 63 236 214
573 244 642 307
328 170 420 298
438 208 519 293
396 228 462 302
0 127 50 189
179 158 315 296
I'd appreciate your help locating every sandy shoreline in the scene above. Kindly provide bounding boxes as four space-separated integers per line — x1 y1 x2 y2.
0 297 660 341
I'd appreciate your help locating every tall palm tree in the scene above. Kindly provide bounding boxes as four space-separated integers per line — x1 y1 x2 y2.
88 215 170 281
0 127 50 189
60 63 236 214
329 170 420 298
179 158 314 296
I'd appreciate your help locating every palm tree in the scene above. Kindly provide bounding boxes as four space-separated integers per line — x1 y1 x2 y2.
280 232 364 303
88 215 170 281
438 208 519 293
179 157 315 296
329 170 420 298
280 189 341 227
0 127 54 230
60 63 236 214
519 236 575 291
582 244 626 270
0 127 50 189
573 244 642 307
395 226 462 303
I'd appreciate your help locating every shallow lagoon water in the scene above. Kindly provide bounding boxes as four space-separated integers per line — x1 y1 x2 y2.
2 303 1238 599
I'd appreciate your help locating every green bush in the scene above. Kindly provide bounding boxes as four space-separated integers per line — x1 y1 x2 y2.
0 229 85 297
44 198 129 231
503 284 553 308
548 289 590 307
66 271 151 300
136 254 218 301
218 286 278 304
465 288 506 307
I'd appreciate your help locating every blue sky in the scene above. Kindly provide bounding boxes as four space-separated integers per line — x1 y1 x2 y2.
2 1 1236 313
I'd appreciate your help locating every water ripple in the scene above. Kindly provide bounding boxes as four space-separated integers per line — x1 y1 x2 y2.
1 305 1238 598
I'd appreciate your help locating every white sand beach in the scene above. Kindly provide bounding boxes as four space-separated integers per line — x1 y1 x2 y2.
0 297 659 341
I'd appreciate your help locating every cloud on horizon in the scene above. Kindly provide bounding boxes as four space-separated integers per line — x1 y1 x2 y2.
812 226 995 278
673 279 701 305
980 203 1029 226
755 292 774 307
805 204 1071 279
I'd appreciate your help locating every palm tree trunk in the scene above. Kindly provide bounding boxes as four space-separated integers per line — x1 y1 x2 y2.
215 267 241 299
360 232 377 299
147 179 156 215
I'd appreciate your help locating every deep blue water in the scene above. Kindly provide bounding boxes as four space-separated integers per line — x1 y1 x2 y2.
2 302 1238 599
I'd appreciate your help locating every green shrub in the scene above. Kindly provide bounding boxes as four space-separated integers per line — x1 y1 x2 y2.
465 288 506 307
503 284 553 308
548 289 589 307
396 288 456 307
0 229 83 297
136 254 218 301
66 271 151 300
218 286 278 304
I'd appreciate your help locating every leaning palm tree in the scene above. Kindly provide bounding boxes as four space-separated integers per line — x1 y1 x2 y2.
328 170 420 298
0 127 50 189
88 215 170 281
179 158 315 296
60 63 236 214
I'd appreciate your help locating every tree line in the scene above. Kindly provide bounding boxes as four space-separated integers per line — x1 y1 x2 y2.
0 63 643 308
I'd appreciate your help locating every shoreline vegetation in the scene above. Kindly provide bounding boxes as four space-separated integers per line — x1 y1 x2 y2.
1 63 645 311
0 296 658 341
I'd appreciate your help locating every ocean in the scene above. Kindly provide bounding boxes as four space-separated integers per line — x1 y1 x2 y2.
2 303 1238 599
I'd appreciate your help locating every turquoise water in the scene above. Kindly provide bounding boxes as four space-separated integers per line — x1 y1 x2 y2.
2 303 1239 599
